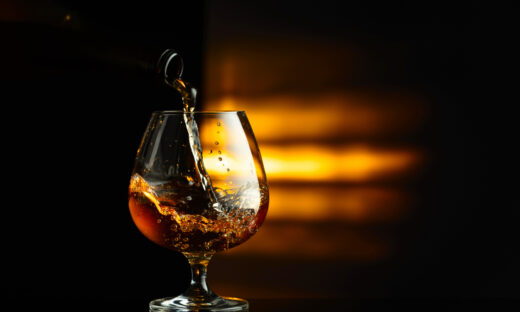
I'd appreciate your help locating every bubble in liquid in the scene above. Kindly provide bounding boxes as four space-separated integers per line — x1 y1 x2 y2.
210 149 213 154
186 195 192 201
227 168 230 172
218 157 223 161
217 121 221 126
156 219 162 224
218 150 222 154
215 141 219 145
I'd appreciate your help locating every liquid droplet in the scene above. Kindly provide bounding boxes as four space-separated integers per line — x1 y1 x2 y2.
159 51 221 213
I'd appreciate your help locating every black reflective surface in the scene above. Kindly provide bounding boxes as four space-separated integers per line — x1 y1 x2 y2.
4 291 516 312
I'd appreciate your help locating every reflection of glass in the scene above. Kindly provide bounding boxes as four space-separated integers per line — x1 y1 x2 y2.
129 111 269 311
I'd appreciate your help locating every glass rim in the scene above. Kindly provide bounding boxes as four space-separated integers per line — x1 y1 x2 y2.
153 110 245 115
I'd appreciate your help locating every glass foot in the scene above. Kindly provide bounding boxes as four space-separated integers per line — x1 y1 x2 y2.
149 295 249 312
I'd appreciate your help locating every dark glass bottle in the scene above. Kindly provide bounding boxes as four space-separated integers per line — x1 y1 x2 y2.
1 0 205 301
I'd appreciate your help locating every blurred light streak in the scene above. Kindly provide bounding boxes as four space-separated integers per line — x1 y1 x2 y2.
261 144 421 182
207 93 426 140
267 185 411 222
222 222 390 261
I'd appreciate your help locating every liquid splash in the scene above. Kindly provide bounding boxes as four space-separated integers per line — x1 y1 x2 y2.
128 51 268 251
129 173 266 251
161 50 222 213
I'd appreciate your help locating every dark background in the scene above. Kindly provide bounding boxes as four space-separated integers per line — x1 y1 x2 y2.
1 0 516 310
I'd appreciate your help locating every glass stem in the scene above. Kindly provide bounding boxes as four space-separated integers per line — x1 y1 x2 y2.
183 252 216 301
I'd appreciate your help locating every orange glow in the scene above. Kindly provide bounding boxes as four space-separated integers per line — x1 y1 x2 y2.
261 144 421 182
222 222 389 261
206 92 426 140
267 186 411 222
198 117 260 186
202 37 430 268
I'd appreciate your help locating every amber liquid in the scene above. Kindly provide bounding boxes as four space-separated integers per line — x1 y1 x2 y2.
130 67 267 252
129 174 268 252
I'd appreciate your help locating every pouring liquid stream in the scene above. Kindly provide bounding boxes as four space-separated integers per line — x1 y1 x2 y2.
128 51 268 251
167 78 223 213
